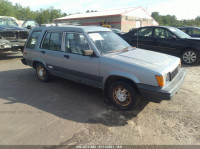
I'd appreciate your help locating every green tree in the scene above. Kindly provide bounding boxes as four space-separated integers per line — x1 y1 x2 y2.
0 0 14 16
151 12 200 27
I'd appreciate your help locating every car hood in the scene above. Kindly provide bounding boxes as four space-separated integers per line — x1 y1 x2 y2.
105 48 180 74
0 25 28 31
185 37 200 42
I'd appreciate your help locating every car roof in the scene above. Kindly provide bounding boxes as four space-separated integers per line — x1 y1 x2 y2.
33 25 112 33
111 28 120 30
179 26 200 29
129 26 178 32
139 26 176 29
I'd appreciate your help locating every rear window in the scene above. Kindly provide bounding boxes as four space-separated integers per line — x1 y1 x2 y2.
26 31 41 49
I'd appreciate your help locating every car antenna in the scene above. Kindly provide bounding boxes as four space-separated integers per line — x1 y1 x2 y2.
137 28 138 48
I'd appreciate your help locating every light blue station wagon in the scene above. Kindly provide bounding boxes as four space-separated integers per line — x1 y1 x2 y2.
21 26 186 110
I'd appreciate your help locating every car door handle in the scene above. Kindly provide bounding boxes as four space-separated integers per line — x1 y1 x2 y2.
64 55 70 58
41 50 45 54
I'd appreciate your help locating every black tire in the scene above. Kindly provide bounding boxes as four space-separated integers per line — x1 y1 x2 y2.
35 63 50 82
108 81 139 110
180 49 199 65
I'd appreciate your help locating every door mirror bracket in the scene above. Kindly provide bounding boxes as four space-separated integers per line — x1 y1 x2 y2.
170 36 177 40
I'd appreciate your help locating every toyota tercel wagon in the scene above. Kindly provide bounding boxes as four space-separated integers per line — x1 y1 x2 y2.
21 26 186 110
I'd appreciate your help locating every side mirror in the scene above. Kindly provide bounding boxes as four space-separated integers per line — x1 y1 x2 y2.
26 25 32 29
170 36 176 40
82 49 94 56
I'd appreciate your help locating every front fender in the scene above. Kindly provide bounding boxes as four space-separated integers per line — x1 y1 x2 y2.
102 71 140 90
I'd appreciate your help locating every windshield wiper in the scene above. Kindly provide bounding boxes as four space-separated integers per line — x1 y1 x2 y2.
122 46 131 51
107 48 129 54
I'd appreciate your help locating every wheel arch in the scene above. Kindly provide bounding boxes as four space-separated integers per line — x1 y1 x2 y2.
179 47 199 57
103 74 140 95
32 59 46 69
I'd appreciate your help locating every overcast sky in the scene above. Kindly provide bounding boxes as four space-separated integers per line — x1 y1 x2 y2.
8 0 200 20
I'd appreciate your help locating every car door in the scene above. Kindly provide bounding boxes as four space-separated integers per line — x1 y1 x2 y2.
62 32 100 88
130 27 155 50
152 27 179 56
39 31 64 76
24 30 42 65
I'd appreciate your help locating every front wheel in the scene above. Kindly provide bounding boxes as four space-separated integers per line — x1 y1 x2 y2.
181 49 198 65
108 81 139 110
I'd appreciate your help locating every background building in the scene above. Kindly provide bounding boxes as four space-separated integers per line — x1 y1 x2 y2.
54 7 159 32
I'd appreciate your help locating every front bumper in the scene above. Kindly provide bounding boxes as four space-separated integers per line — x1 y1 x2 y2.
0 40 12 49
21 58 27 65
10 39 26 47
137 68 186 102
0 39 26 49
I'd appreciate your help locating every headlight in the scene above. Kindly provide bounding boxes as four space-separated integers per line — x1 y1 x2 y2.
165 72 171 82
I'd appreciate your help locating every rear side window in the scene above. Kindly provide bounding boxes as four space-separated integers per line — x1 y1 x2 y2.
41 32 63 51
135 28 153 37
26 31 41 49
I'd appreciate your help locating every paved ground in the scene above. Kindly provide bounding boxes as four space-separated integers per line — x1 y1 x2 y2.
0 50 200 146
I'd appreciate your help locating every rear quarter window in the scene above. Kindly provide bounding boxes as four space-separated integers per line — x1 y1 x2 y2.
26 31 41 49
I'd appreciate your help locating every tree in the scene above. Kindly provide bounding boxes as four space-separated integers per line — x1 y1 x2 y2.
86 10 97 13
0 0 14 16
151 12 200 27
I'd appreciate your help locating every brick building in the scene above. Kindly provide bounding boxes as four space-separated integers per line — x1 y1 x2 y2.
54 7 159 32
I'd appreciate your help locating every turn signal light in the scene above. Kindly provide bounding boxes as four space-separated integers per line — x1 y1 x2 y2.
156 75 165 87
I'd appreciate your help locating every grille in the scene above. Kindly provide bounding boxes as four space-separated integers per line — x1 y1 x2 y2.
0 31 28 40
0 31 15 39
18 31 29 39
170 65 179 81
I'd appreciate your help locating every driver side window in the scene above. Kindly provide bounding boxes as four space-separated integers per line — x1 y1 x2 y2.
65 33 90 55
154 28 173 39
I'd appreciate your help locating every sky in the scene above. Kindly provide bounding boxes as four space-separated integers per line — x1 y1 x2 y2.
8 0 200 20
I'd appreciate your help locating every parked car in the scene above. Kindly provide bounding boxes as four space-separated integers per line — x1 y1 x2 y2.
0 16 29 50
21 26 186 110
121 26 200 65
179 27 200 38
21 19 39 30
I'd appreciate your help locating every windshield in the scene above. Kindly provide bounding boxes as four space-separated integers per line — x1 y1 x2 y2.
88 31 131 55
0 18 18 26
168 27 191 38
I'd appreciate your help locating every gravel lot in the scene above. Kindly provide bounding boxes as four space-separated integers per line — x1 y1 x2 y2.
0 50 200 147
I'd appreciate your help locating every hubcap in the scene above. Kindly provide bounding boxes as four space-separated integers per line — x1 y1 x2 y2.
37 66 45 79
39 69 44 76
183 51 197 64
113 86 131 106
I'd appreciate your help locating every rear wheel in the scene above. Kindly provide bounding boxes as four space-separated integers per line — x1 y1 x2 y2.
181 49 198 65
36 63 50 82
108 81 139 110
